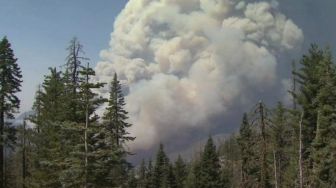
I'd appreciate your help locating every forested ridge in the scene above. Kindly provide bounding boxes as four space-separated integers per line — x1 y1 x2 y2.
1 36 336 188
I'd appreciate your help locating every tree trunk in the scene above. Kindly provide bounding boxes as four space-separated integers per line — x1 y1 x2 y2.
299 111 304 188
259 101 267 188
292 61 297 110
22 118 26 188
84 63 89 188
0 110 4 188
273 150 278 188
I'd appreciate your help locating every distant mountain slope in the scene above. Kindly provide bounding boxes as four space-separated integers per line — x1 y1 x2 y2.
10 110 35 126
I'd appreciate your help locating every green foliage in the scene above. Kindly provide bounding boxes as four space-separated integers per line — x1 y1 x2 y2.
0 36 22 186
127 169 138 188
138 159 147 188
103 73 134 147
218 135 241 187
4 36 336 188
0 37 23 118
153 144 170 187
197 136 222 188
293 45 336 186
92 72 135 187
294 44 328 166
185 161 198 188
310 48 336 187
238 113 260 187
166 164 177 188
28 68 66 187
174 155 187 188
146 159 155 188
271 102 293 187
62 37 87 122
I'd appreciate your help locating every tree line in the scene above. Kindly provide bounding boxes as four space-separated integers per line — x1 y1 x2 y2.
2 37 134 188
1 36 336 187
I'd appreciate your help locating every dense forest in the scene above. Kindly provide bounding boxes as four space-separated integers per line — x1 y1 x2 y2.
1 36 336 188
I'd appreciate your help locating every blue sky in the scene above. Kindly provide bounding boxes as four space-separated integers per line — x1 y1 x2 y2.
0 0 128 112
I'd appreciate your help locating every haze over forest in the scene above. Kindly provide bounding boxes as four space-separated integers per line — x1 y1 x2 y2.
1 0 336 187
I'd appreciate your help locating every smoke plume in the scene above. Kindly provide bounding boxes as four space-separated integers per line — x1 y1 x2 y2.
94 0 303 150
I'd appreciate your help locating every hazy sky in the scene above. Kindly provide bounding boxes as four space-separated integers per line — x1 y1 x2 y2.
0 0 128 112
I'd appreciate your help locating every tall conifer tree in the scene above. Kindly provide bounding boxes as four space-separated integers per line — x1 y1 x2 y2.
198 136 222 188
294 45 326 183
153 144 169 187
271 102 292 188
30 68 64 187
174 155 187 188
311 48 336 187
0 37 22 187
97 73 134 186
238 113 259 187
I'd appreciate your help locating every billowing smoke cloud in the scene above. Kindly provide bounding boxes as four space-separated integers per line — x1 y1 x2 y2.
95 0 303 150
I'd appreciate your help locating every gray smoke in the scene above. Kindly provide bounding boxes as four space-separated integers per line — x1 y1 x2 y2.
94 0 303 150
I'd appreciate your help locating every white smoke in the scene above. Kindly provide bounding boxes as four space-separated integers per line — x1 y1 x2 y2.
95 0 303 150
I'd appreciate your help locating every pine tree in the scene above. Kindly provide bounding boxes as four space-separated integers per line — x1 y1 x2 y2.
310 48 336 187
257 102 272 188
38 68 65 122
127 169 138 188
63 37 87 122
29 68 65 187
4 118 33 188
3 124 17 187
293 45 336 186
284 71 302 188
103 73 134 147
153 144 169 187
329 136 336 186
0 37 22 187
60 63 105 187
22 118 27 188
31 85 43 133
174 155 187 188
185 161 198 188
20 125 37 188
295 44 324 146
198 136 222 188
138 159 147 188
217 135 241 187
81 63 105 187
294 44 326 183
96 73 134 186
91 72 134 187
271 102 293 188
238 113 260 187
146 159 155 188
4 148 19 188
166 164 177 188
